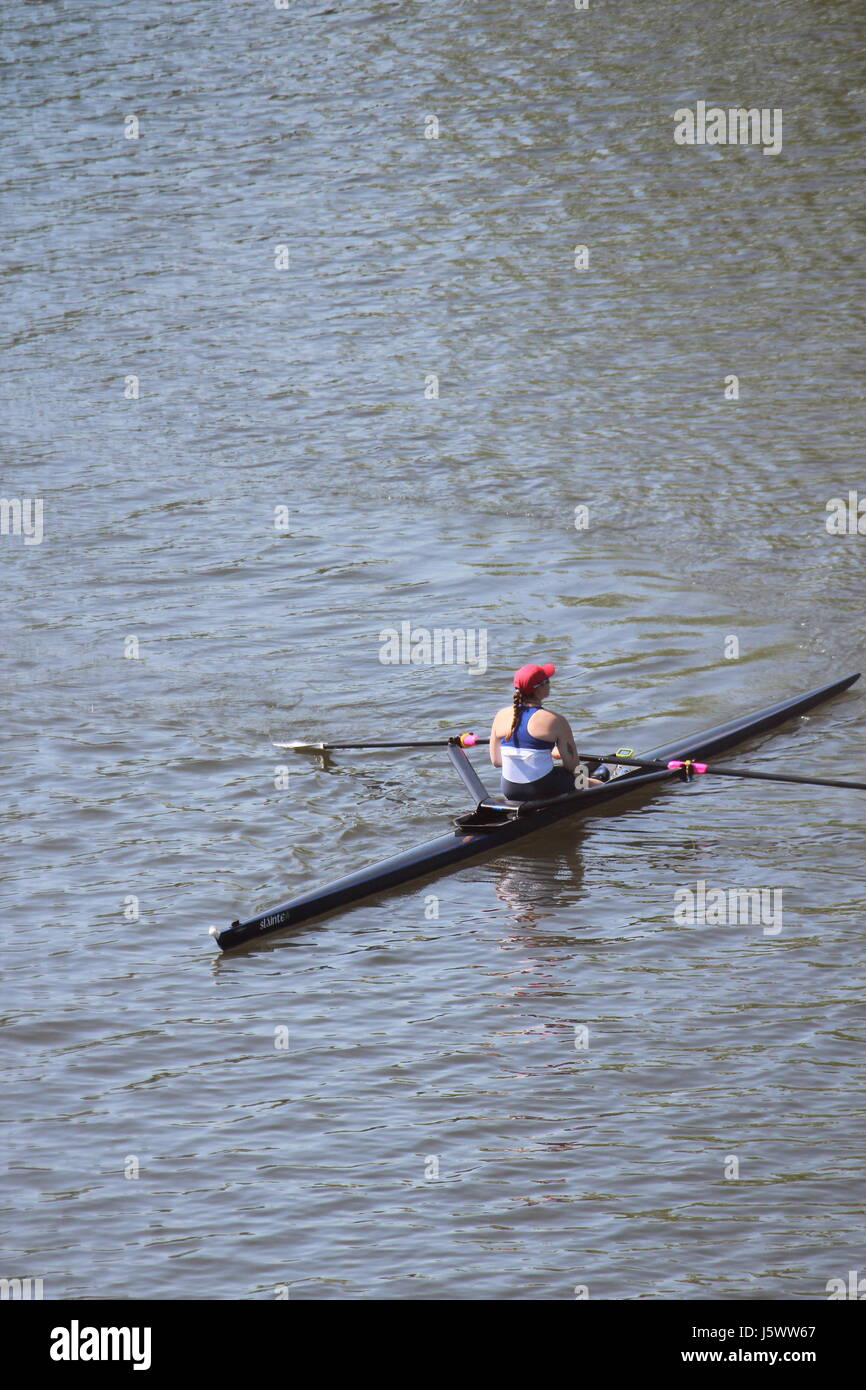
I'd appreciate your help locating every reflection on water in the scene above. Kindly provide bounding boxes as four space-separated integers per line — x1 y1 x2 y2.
489 844 587 935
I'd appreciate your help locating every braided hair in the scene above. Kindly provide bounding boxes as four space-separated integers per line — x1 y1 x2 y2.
507 688 526 741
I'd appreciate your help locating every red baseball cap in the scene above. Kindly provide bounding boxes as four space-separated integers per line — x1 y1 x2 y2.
513 662 556 694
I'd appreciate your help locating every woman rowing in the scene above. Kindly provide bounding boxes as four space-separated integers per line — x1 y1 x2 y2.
489 662 609 802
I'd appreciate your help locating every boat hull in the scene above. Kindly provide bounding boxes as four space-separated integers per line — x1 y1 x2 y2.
215 672 859 950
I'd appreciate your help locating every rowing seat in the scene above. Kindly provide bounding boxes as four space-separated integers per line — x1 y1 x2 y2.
454 788 590 829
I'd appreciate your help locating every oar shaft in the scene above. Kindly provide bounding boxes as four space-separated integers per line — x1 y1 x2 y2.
692 762 866 792
580 753 866 793
274 734 480 752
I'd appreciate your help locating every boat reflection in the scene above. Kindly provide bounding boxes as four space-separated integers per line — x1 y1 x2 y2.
484 832 589 938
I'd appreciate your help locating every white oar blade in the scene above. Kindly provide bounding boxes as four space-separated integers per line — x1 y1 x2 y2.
273 741 325 751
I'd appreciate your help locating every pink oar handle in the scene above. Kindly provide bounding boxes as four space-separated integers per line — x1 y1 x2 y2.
459 733 478 747
667 759 707 773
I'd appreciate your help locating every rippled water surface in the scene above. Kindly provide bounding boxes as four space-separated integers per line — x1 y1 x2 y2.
2 0 865 1300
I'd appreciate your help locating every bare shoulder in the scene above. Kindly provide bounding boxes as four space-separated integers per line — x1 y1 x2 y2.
528 706 572 739
491 705 513 735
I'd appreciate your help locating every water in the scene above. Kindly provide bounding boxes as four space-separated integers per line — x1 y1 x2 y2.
1 0 865 1300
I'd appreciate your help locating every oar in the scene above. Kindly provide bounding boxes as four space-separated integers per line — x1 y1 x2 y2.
274 733 481 752
580 752 866 793
273 737 866 791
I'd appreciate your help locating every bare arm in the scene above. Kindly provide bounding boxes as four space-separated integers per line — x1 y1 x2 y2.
527 708 605 787
552 716 579 772
489 708 510 767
